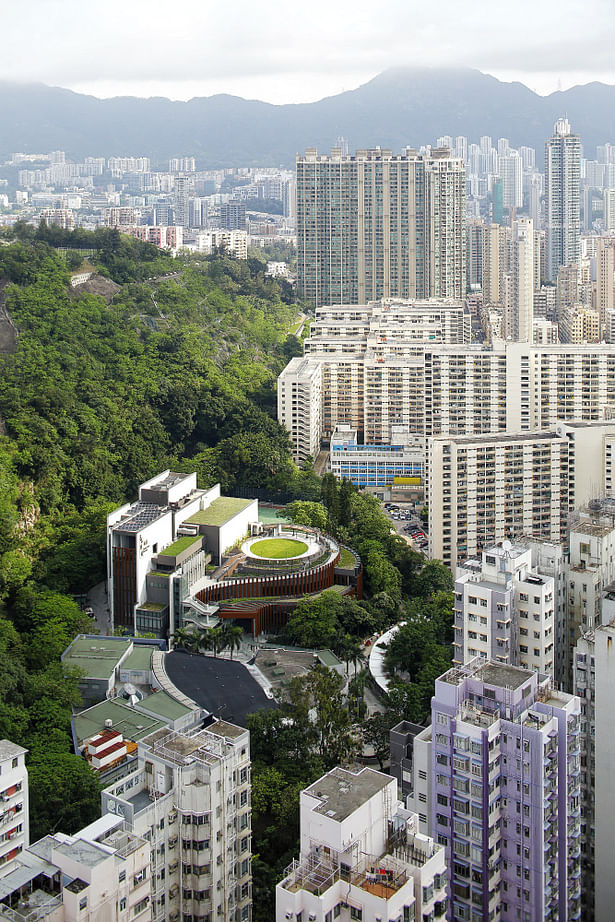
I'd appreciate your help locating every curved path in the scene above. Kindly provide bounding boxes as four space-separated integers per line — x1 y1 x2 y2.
368 622 406 693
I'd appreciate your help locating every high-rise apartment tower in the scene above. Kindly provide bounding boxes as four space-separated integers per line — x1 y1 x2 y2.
296 147 466 308
545 118 581 282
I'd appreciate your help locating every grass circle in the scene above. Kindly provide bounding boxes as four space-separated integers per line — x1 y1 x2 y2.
249 537 309 559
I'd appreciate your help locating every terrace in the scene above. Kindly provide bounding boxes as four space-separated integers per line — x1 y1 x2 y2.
0 891 63 922
280 851 409 900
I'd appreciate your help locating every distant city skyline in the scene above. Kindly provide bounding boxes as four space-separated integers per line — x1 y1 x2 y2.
2 0 614 104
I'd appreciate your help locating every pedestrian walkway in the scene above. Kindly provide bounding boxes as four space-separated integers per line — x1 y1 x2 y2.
87 580 112 634
368 623 405 693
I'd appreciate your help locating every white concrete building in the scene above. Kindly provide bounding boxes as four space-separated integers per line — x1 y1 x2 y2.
566 499 615 678
454 542 556 675
509 218 534 342
280 340 615 448
108 157 151 174
0 743 28 879
277 357 323 463
498 149 523 210
102 720 252 922
0 817 151 922
107 472 257 635
195 230 247 259
522 538 568 686
429 420 615 570
276 767 447 922
305 299 472 352
532 318 559 344
265 262 290 279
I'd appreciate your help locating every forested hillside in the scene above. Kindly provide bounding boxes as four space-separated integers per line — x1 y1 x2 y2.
0 227 453 890
0 225 311 837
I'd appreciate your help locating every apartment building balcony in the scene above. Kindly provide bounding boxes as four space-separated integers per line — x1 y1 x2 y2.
0 893 63 922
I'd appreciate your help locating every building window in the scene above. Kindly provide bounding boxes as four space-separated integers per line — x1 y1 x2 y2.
79 899 87 912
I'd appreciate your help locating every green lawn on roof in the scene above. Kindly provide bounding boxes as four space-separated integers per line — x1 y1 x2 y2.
250 537 308 559
338 547 356 569
161 534 200 556
187 496 252 527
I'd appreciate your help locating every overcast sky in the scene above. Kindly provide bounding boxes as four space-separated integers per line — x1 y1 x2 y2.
3 0 614 103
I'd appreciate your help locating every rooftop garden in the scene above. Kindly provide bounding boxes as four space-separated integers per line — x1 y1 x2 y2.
337 547 357 569
187 496 252 527
160 534 201 557
250 537 308 559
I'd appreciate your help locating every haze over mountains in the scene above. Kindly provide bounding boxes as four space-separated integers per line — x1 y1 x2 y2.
1 67 614 167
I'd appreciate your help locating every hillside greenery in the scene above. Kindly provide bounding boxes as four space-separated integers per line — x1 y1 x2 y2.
0 224 312 843
0 225 453 919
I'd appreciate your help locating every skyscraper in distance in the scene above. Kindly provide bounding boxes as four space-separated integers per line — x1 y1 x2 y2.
173 173 190 227
511 217 534 342
545 117 581 281
296 146 465 308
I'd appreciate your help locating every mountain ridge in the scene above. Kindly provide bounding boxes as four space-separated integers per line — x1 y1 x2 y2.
1 67 614 167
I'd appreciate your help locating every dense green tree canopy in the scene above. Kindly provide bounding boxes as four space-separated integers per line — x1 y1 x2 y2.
0 228 310 845
0 227 457 922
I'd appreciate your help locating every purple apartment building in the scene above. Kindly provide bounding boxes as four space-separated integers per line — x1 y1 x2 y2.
407 658 582 922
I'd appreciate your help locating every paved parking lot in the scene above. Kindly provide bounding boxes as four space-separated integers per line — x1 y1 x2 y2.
383 504 429 553
165 651 276 727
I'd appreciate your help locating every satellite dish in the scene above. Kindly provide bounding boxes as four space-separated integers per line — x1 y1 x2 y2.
502 540 512 551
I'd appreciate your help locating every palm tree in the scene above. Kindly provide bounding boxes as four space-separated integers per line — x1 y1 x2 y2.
221 623 243 660
337 634 364 676
207 626 224 658
196 628 213 656
173 626 199 653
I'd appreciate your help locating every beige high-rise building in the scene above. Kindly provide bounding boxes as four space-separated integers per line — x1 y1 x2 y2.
510 218 534 341
481 223 510 308
603 188 615 231
560 305 600 344
556 263 579 321
596 237 615 338
281 338 615 450
277 357 323 463
102 720 252 922
429 420 615 569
